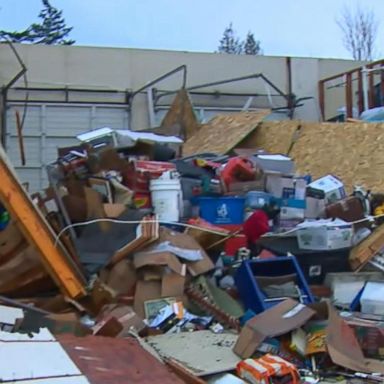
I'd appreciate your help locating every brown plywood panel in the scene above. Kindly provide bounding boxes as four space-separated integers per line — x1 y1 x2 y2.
290 121 384 192
156 89 200 140
182 110 270 156
236 120 300 154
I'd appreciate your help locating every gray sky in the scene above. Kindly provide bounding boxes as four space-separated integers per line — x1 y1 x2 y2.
0 0 382 59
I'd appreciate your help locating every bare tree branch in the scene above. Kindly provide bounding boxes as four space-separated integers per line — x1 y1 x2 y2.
336 6 378 61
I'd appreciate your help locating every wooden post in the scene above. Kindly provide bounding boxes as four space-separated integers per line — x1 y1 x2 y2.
368 66 375 109
357 70 364 114
346 73 353 119
0 145 86 299
318 80 325 121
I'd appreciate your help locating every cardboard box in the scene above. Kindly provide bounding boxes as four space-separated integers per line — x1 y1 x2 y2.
228 180 266 194
106 260 137 295
98 304 146 334
305 196 326 219
325 272 384 307
359 281 384 315
233 299 316 358
325 303 384 373
307 175 346 205
346 316 384 359
266 174 306 200
349 224 384 270
255 154 294 174
133 251 186 276
297 219 353 251
279 198 306 220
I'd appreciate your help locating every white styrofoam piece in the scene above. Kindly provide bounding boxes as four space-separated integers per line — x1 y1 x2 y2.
333 281 367 306
0 305 24 325
146 330 240 376
76 127 114 142
0 328 55 342
115 129 183 144
258 154 291 161
361 281 384 301
12 376 90 383
0 341 81 381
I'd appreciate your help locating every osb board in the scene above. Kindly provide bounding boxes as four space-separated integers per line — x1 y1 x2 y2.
289 121 384 192
236 120 300 154
146 330 240 376
182 110 270 156
158 89 200 140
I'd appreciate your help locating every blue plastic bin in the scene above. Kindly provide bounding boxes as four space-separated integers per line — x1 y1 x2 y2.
192 196 245 225
234 256 314 314
245 191 274 210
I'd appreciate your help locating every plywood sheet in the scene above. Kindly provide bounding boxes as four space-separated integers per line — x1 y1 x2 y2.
146 330 240 376
159 89 200 140
289 121 384 192
236 120 300 154
182 110 270 156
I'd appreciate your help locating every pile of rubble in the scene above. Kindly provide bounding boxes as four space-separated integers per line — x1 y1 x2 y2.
1 110 384 383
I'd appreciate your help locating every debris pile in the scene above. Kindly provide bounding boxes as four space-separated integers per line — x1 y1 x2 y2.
1 110 384 383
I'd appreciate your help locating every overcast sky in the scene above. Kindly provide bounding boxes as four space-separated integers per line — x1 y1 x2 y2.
0 0 382 59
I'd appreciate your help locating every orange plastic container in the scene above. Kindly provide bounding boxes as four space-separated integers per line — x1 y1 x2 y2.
221 157 255 188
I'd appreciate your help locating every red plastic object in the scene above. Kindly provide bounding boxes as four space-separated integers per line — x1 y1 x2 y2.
122 161 176 193
221 157 255 188
225 235 247 256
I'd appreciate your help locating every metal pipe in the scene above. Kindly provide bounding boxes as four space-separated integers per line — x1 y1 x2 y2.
130 65 187 100
155 90 283 104
129 65 187 129
13 86 126 94
1 89 7 147
286 57 294 118
0 295 51 315
0 40 28 147
7 99 129 106
156 73 266 100
155 72 289 111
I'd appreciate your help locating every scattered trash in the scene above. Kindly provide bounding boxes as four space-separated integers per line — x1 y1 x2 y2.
1 106 384 383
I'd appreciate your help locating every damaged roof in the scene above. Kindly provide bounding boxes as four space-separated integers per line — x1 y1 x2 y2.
58 334 186 384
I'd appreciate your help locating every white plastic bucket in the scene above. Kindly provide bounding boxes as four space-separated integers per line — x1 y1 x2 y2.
150 172 182 222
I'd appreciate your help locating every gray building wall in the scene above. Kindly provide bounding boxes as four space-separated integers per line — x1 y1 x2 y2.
0 44 365 125
0 44 365 191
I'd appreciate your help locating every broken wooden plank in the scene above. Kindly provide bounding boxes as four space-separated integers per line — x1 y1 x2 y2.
0 145 86 299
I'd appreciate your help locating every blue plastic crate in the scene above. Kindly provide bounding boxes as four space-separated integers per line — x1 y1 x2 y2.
234 256 314 314
245 191 274 210
192 196 245 225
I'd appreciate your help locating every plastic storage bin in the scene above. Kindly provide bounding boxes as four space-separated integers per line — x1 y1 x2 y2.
192 196 245 225
234 256 314 314
245 191 273 210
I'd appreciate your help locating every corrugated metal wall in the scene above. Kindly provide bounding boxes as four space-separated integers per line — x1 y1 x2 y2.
6 102 129 192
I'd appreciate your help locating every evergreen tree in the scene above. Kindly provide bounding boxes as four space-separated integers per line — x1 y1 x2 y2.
244 31 261 55
218 23 243 54
0 0 75 45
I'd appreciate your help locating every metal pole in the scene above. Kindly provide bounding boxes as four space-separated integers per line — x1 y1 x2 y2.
362 66 369 111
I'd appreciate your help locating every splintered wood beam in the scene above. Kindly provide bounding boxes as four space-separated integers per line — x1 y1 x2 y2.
0 145 87 299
